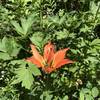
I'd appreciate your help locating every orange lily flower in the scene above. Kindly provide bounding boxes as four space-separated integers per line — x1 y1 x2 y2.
25 42 73 73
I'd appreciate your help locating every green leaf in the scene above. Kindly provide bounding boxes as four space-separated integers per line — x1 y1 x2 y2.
9 38 21 57
0 52 11 60
91 87 99 97
28 63 41 76
21 18 27 34
11 13 36 36
10 60 26 65
30 32 44 48
55 29 69 40
11 21 24 35
82 88 91 94
0 37 21 57
63 95 68 100
79 90 84 100
71 49 80 54
86 81 92 89
21 15 34 35
12 61 41 89
25 15 34 30
40 91 53 100
85 94 94 100
86 57 98 63
11 78 21 85
14 66 34 89
91 39 100 46
0 37 8 52
90 1 98 15
0 37 21 60
21 67 34 89
59 15 66 25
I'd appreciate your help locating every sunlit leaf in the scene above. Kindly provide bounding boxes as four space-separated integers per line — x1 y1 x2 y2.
0 52 11 60
91 87 99 97
28 62 41 76
11 61 41 89
91 39 100 46
11 21 24 35
79 90 84 100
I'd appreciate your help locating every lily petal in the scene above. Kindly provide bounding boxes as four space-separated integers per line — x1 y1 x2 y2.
44 66 54 73
55 59 74 68
52 48 69 68
30 44 44 67
25 56 42 68
44 42 55 64
44 59 73 73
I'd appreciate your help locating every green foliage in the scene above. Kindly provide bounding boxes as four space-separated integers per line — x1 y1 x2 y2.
9 0 32 5
11 13 37 37
0 37 21 60
11 60 41 89
0 0 100 99
30 32 51 50
79 84 99 100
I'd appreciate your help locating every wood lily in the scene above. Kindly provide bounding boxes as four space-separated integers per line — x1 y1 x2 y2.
25 42 73 73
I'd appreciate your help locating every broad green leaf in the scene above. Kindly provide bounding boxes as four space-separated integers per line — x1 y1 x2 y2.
94 45 100 49
63 95 68 100
11 13 36 36
28 63 41 76
45 94 53 100
55 29 69 40
9 38 21 57
85 94 94 100
14 66 34 89
59 15 66 25
82 88 91 94
0 37 21 57
91 87 99 97
5 39 13 55
79 90 84 100
21 18 27 34
30 32 44 48
11 21 24 35
86 57 98 62
26 14 35 29
21 67 34 89
0 37 8 52
71 49 80 54
0 37 21 60
10 60 26 65
90 1 98 15
12 61 41 89
21 15 34 35
0 52 11 60
86 81 92 89
10 46 21 57
91 39 100 46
